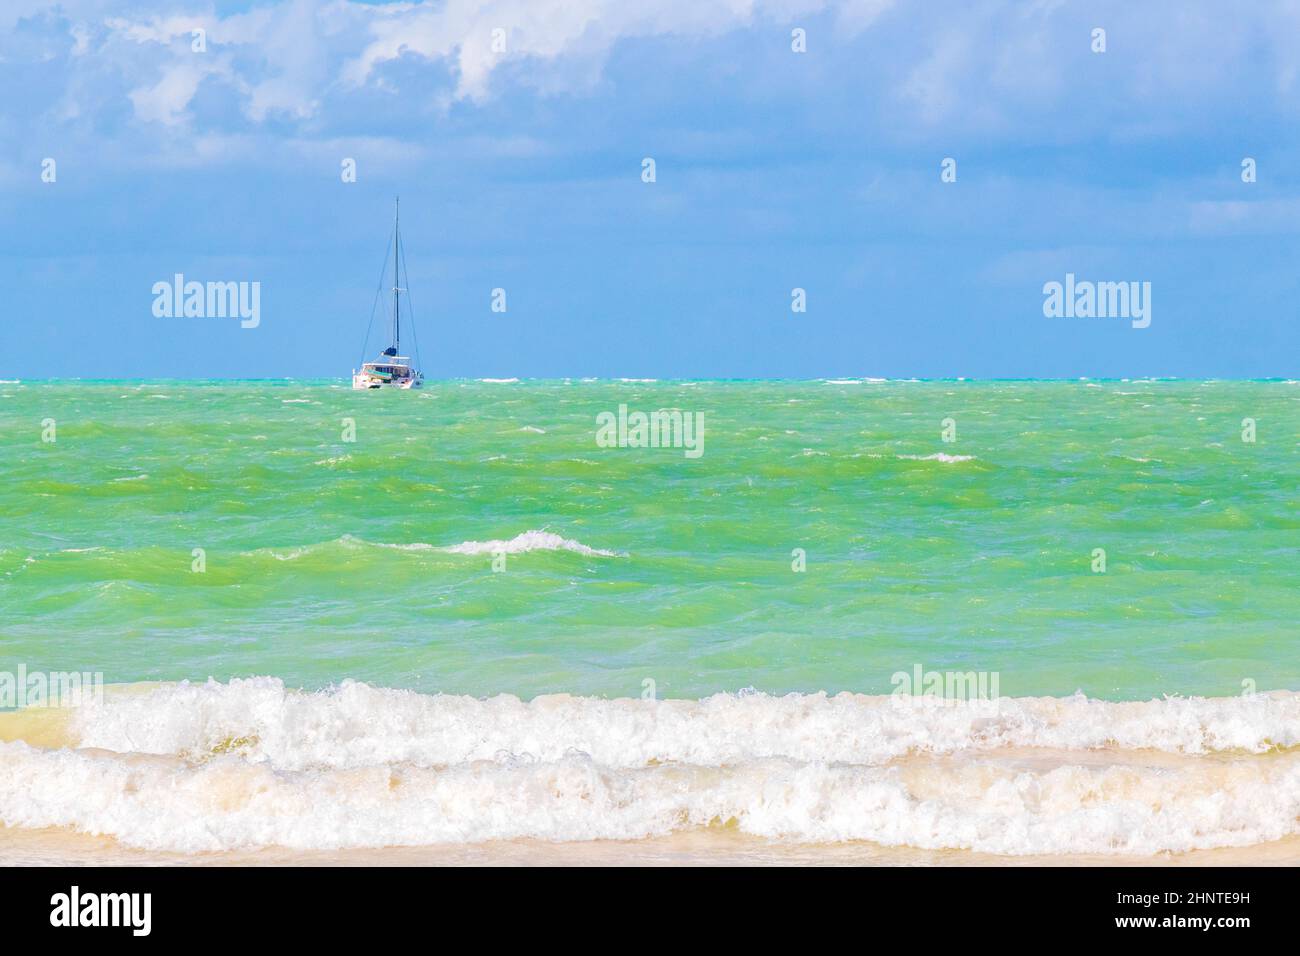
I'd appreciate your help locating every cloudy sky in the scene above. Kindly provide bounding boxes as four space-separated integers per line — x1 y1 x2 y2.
2 0 1298 378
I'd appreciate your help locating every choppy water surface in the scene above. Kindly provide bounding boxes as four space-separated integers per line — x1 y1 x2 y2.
1 379 1297 856
2 379 1294 699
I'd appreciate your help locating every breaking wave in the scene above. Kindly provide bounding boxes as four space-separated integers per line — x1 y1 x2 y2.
260 531 621 561
1 679 1297 854
441 530 621 557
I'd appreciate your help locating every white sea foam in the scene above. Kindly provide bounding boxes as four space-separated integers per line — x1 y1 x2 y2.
0 680 1295 854
4 740 1294 854
258 533 617 560
519 426 545 434
262 535 432 559
66 680 1300 769
896 453 976 463
442 530 621 557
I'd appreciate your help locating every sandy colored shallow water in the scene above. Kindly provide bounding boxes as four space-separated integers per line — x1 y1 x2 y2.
3 824 1298 867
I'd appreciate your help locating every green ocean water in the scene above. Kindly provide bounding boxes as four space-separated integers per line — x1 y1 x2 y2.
1 379 1296 702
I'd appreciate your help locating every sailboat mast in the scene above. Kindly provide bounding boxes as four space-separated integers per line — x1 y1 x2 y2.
393 196 400 354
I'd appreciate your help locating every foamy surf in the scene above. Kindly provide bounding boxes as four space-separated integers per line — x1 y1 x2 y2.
1 679 1297 855
442 530 622 557
257 531 620 560
897 453 976 463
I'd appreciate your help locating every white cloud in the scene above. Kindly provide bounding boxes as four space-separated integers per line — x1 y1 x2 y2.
129 59 234 125
343 0 835 102
9 0 1300 174
103 14 210 45
23 0 866 132
835 0 895 35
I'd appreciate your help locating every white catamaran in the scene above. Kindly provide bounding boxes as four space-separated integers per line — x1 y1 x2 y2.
353 198 424 389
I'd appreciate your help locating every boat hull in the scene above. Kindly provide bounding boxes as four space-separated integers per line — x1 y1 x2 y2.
352 374 421 390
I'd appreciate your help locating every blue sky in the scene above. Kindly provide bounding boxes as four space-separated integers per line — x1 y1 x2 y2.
2 0 1298 378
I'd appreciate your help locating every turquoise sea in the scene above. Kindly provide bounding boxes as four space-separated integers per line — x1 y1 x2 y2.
2 379 1296 699
1 379 1297 857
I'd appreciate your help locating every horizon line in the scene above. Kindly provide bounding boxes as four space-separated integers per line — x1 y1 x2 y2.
4 376 1296 385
